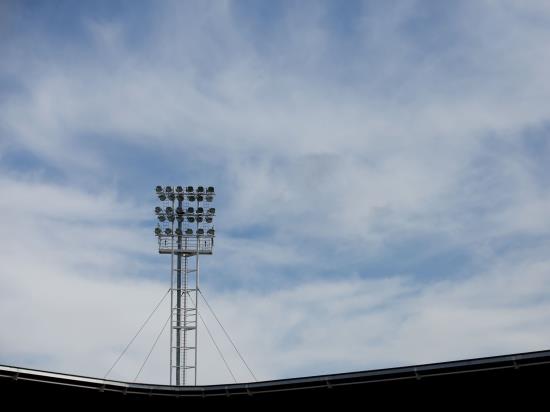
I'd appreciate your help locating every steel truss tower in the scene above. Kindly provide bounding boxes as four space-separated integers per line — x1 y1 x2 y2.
154 185 216 386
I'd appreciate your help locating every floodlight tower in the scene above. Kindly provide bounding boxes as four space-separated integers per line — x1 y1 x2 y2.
154 185 216 386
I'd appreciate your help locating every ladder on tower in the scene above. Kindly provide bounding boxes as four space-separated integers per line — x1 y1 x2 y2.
170 253 199 385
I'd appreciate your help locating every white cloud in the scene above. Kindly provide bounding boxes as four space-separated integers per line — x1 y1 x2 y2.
203 247 550 381
0 174 549 385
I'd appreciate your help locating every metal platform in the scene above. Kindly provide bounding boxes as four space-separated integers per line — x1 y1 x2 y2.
157 237 213 255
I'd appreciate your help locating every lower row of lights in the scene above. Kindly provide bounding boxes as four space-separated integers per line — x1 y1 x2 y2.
155 227 215 236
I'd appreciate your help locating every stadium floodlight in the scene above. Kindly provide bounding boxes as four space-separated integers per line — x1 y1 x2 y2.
208 207 215 215
154 184 216 386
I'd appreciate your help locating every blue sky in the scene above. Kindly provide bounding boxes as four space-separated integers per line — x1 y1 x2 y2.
1 0 550 385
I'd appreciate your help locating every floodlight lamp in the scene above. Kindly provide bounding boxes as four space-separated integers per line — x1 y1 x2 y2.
197 186 204 193
207 186 214 193
158 215 166 222
197 228 204 235
165 228 172 235
155 206 162 214
165 186 173 193
196 207 204 214
177 194 184 201
176 186 183 193
168 215 175 222
205 216 213 223
186 186 193 193
159 194 166 201
176 206 184 215
207 228 215 236
185 228 193 235
177 216 184 223
197 195 204 202
154 227 162 236
187 216 195 223
205 195 213 202
155 186 163 193
168 193 175 201
166 206 174 215
196 216 203 223
175 228 183 236
188 195 196 202
208 208 215 214
187 207 194 214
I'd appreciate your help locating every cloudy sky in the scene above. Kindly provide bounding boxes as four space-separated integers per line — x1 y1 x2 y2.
1 0 550 385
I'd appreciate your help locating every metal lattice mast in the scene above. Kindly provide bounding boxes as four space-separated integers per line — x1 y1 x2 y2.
154 185 216 386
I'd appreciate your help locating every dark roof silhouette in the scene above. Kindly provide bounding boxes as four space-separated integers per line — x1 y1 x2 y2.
1 349 549 405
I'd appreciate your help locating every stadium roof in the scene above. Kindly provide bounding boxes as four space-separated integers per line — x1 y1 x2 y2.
1 349 549 404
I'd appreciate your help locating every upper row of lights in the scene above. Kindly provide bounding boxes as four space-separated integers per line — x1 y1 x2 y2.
155 186 215 202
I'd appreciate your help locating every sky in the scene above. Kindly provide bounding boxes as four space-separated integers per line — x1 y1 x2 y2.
1 0 550 385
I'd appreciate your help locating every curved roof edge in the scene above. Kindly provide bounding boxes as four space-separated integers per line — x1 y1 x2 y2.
1 349 550 398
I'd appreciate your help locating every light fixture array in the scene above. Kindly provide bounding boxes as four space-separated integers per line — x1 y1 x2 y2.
154 186 215 238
